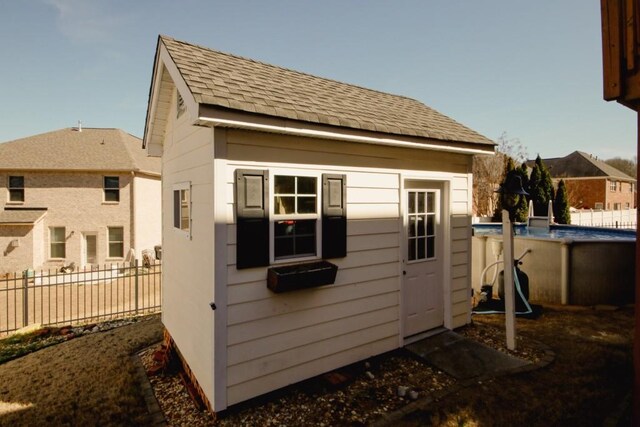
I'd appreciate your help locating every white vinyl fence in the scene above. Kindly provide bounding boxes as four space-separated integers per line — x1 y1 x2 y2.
0 260 161 336
570 208 636 229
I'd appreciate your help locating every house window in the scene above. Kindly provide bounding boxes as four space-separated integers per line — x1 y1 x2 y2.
630 183 635 193
8 176 24 202
104 176 120 202
273 175 318 260
108 227 124 258
625 202 630 209
595 202 604 210
173 183 191 236
614 203 622 210
50 227 66 259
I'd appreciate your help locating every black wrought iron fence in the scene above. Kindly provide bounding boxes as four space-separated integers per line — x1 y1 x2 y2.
0 260 161 336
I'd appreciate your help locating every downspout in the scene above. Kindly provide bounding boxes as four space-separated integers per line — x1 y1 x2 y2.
130 171 136 261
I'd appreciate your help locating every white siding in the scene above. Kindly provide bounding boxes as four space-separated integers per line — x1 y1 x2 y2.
222 129 473 405
161 93 216 408
449 174 472 328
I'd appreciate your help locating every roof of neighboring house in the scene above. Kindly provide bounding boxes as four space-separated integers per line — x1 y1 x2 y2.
0 128 160 175
148 35 493 149
0 209 47 225
530 151 635 181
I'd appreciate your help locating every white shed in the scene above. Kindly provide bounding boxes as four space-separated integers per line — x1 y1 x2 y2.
143 35 495 414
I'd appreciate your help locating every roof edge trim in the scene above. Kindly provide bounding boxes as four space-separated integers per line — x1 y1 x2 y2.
197 114 494 156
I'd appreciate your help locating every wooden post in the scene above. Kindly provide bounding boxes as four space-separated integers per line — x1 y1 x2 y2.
634 110 640 423
502 209 516 350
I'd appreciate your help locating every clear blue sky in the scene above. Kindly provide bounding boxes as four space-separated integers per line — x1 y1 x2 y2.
1 0 637 160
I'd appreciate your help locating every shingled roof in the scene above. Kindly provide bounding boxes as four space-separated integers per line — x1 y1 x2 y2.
537 151 635 181
154 35 493 147
0 128 160 175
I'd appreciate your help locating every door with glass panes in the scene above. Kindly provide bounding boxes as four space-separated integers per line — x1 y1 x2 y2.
402 187 444 337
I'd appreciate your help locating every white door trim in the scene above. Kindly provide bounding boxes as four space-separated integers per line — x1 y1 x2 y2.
399 177 452 343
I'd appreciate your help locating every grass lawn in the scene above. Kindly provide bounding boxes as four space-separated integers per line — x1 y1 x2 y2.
0 316 162 426
399 305 634 426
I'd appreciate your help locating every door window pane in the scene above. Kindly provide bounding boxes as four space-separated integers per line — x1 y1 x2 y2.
407 190 437 261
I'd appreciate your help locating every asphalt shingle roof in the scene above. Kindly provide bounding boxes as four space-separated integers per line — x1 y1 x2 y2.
0 128 160 174
0 210 47 225
540 151 635 180
160 36 493 147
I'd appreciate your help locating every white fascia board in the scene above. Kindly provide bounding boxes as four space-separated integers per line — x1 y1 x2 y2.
197 115 494 156
143 43 199 152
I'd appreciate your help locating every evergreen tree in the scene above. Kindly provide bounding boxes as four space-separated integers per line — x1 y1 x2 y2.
530 155 554 216
514 163 530 222
554 180 571 224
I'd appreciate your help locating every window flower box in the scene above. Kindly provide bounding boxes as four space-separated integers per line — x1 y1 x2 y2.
267 261 338 293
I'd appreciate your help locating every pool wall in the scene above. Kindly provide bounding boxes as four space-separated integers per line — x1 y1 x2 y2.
472 235 635 306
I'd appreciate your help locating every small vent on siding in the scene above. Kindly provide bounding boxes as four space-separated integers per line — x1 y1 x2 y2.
177 91 186 118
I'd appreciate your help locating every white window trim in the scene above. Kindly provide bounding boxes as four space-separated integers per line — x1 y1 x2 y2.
106 226 125 259
173 182 192 239
269 170 321 264
103 176 120 204
49 226 66 260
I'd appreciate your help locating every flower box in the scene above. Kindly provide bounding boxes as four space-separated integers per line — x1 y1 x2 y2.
267 261 338 293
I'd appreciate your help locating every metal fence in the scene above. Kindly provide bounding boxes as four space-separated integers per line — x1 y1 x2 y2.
0 260 161 336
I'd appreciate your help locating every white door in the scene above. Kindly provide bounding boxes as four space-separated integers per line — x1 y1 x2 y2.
402 188 444 337
82 233 97 267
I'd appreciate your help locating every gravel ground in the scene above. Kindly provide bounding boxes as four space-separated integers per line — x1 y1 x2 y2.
140 320 545 426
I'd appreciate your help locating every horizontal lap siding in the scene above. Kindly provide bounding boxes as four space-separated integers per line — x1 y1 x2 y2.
450 175 472 328
225 133 401 405
162 113 216 406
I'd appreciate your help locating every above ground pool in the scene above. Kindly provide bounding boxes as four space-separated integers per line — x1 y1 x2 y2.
471 223 635 306
472 223 636 241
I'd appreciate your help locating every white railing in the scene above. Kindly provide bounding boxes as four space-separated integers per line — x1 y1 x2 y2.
0 260 161 336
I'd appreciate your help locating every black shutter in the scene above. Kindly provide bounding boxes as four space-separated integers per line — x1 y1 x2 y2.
236 169 270 269
322 174 347 258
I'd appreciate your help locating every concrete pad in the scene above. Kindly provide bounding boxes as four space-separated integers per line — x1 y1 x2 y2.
406 330 529 380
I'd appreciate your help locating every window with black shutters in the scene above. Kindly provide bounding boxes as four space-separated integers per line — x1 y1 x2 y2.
235 169 347 270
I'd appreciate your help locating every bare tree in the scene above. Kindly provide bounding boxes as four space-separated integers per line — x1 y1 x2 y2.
605 156 637 178
472 132 528 217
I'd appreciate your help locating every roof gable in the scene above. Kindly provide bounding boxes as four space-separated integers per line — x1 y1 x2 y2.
145 35 494 152
538 151 635 181
0 128 160 175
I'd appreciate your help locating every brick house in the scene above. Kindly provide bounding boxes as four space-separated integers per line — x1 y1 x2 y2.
0 127 161 274
537 151 636 210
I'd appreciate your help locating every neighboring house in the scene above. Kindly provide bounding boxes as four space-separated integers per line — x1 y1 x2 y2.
143 35 495 413
534 151 636 210
0 127 161 274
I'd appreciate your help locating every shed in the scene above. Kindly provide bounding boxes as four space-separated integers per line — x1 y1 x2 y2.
143 35 495 413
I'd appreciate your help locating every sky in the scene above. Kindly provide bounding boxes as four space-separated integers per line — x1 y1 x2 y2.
0 0 637 160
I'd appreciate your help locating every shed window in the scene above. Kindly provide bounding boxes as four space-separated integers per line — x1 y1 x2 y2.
235 170 347 269
273 175 318 260
108 227 124 258
8 176 24 202
50 227 66 259
173 182 191 237
104 176 120 202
